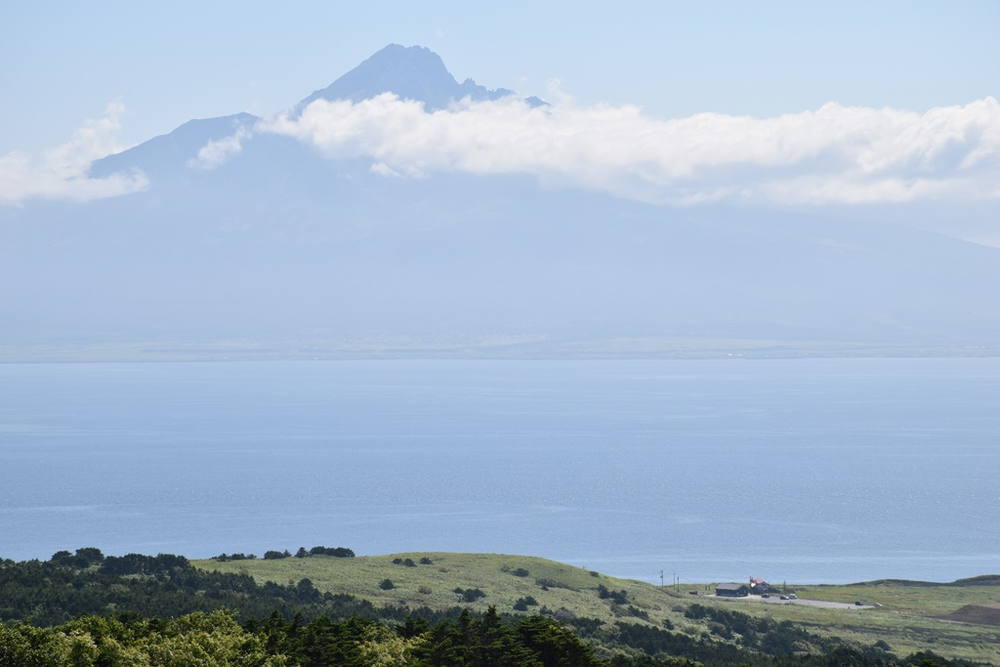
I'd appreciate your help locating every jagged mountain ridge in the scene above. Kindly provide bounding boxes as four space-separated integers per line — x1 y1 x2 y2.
295 43 538 113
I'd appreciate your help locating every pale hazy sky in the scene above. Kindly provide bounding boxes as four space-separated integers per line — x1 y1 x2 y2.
2 0 998 154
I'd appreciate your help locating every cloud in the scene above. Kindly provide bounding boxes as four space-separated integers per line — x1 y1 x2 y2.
188 126 251 170
0 103 147 205
262 94 1000 206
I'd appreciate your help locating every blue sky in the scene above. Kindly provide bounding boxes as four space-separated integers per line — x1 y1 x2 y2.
2 0 998 154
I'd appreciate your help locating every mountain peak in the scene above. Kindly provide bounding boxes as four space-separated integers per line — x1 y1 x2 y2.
295 44 516 112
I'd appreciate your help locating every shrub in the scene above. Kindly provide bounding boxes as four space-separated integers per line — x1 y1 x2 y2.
309 546 355 558
379 579 395 590
625 605 650 620
597 584 628 604
418 586 432 595
211 552 256 562
263 550 291 560
453 587 486 602
552 608 577 621
511 567 530 577
513 596 538 611
419 557 433 565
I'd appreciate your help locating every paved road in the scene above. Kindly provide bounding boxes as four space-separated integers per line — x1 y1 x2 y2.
706 594 875 610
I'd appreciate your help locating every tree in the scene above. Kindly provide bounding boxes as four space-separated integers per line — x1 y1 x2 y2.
74 548 104 565
296 578 321 602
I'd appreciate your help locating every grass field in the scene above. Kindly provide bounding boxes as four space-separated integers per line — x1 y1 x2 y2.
705 585 1000 663
197 552 695 630
196 553 1000 663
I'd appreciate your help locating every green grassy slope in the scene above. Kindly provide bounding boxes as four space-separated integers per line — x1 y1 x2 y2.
197 552 693 630
196 554 1000 663
706 584 1000 663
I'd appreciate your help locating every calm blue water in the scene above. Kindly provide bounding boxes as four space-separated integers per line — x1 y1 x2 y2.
1 358 998 584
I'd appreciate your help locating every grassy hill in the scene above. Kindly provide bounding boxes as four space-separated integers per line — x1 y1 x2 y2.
197 553 1000 664
196 552 693 630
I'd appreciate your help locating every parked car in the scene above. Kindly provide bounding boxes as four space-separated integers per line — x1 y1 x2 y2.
787 593 798 600
854 600 864 606
779 595 788 600
761 594 770 598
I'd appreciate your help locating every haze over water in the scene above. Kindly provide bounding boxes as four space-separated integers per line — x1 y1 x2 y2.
1 358 997 584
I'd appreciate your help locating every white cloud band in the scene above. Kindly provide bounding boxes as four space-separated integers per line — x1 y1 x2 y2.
0 103 147 205
264 94 1000 206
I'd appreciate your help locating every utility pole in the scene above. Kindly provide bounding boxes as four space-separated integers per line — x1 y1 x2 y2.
659 570 664 588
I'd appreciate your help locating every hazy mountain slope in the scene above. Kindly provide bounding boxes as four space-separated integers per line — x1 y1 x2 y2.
4 158 999 350
89 112 258 181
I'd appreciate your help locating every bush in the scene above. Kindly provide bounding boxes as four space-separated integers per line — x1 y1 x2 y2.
597 584 628 604
309 546 355 558
211 552 256 562
513 596 538 611
379 579 395 590
418 586 432 595
625 605 650 620
263 550 291 560
419 557 433 565
453 587 486 602
511 567 530 577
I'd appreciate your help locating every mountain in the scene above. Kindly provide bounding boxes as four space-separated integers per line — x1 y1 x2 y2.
295 43 532 113
3 45 999 359
82 44 543 186
89 112 258 181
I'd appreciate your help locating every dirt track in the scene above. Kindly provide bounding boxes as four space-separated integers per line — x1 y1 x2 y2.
707 593 875 610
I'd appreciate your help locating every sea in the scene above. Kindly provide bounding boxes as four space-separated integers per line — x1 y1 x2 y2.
1 358 997 584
